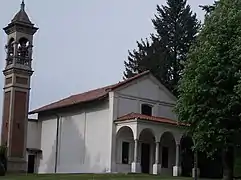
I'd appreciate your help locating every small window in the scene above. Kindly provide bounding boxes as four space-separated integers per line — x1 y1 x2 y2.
122 142 130 164
141 104 152 116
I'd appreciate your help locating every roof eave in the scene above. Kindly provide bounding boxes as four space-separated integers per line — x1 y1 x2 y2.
29 94 109 115
115 117 187 127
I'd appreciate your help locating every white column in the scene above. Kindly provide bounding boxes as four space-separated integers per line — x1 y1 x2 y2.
173 144 181 176
153 141 161 174
175 144 180 166
131 139 141 173
155 142 160 164
134 139 138 162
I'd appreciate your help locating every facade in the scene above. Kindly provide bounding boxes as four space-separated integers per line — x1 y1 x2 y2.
27 71 189 176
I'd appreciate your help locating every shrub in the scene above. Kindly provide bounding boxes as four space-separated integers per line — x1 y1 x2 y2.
0 146 7 176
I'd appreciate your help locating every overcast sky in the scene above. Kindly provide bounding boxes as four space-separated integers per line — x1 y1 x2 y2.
0 0 214 126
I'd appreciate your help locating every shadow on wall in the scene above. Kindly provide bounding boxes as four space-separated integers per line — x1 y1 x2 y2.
44 130 56 173
45 115 104 173
45 116 90 173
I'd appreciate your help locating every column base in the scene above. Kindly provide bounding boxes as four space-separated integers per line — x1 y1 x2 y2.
173 166 181 176
192 168 200 178
153 164 161 174
131 162 141 173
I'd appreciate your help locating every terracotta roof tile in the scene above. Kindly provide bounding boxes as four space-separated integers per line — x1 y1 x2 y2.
116 112 187 126
29 71 150 114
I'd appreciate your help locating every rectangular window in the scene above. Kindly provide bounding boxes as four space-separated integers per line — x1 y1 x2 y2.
162 146 169 168
122 142 130 164
141 104 152 116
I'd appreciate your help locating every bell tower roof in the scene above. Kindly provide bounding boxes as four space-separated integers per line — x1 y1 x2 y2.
11 0 32 24
3 0 38 35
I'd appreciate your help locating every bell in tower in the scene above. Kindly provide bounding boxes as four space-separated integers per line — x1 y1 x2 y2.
1 0 38 173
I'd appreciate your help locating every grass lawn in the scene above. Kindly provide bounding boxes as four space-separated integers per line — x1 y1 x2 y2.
1 174 196 180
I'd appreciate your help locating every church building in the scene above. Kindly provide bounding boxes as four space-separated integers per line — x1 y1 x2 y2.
1 1 223 178
28 70 183 176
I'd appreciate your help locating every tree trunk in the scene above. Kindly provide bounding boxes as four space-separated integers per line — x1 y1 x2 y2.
222 146 234 180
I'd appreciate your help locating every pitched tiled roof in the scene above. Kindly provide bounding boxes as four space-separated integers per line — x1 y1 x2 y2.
12 1 32 24
29 71 150 114
116 112 187 126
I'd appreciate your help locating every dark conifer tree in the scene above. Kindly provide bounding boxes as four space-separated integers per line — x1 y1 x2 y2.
124 0 200 95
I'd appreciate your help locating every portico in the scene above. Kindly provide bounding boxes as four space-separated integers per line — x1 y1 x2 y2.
114 113 185 176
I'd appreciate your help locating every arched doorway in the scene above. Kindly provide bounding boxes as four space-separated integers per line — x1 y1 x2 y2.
139 128 155 174
160 132 176 175
180 136 194 177
116 126 134 173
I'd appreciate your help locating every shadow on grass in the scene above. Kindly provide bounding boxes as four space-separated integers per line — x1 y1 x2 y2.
3 173 200 180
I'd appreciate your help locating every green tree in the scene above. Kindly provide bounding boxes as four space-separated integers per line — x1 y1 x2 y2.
0 145 7 176
175 1 241 179
199 1 219 17
123 0 200 95
124 38 171 89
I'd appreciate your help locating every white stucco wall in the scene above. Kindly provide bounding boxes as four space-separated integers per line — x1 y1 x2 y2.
35 74 180 174
115 75 176 120
27 120 41 149
38 116 57 173
37 101 112 174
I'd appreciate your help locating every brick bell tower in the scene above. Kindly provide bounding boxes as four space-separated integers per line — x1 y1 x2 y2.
1 0 38 172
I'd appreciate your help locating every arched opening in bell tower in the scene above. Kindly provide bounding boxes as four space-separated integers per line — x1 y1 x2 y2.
6 38 15 66
17 37 30 66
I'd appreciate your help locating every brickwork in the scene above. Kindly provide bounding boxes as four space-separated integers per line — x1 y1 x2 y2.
1 91 10 146
16 76 28 85
10 91 27 158
5 77 12 85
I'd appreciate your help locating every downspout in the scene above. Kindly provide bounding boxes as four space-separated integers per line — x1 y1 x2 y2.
54 114 60 173
83 111 86 164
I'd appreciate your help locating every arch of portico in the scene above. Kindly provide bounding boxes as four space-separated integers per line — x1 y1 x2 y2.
115 121 223 178
115 121 185 176
138 128 155 174
158 131 176 175
115 125 135 173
